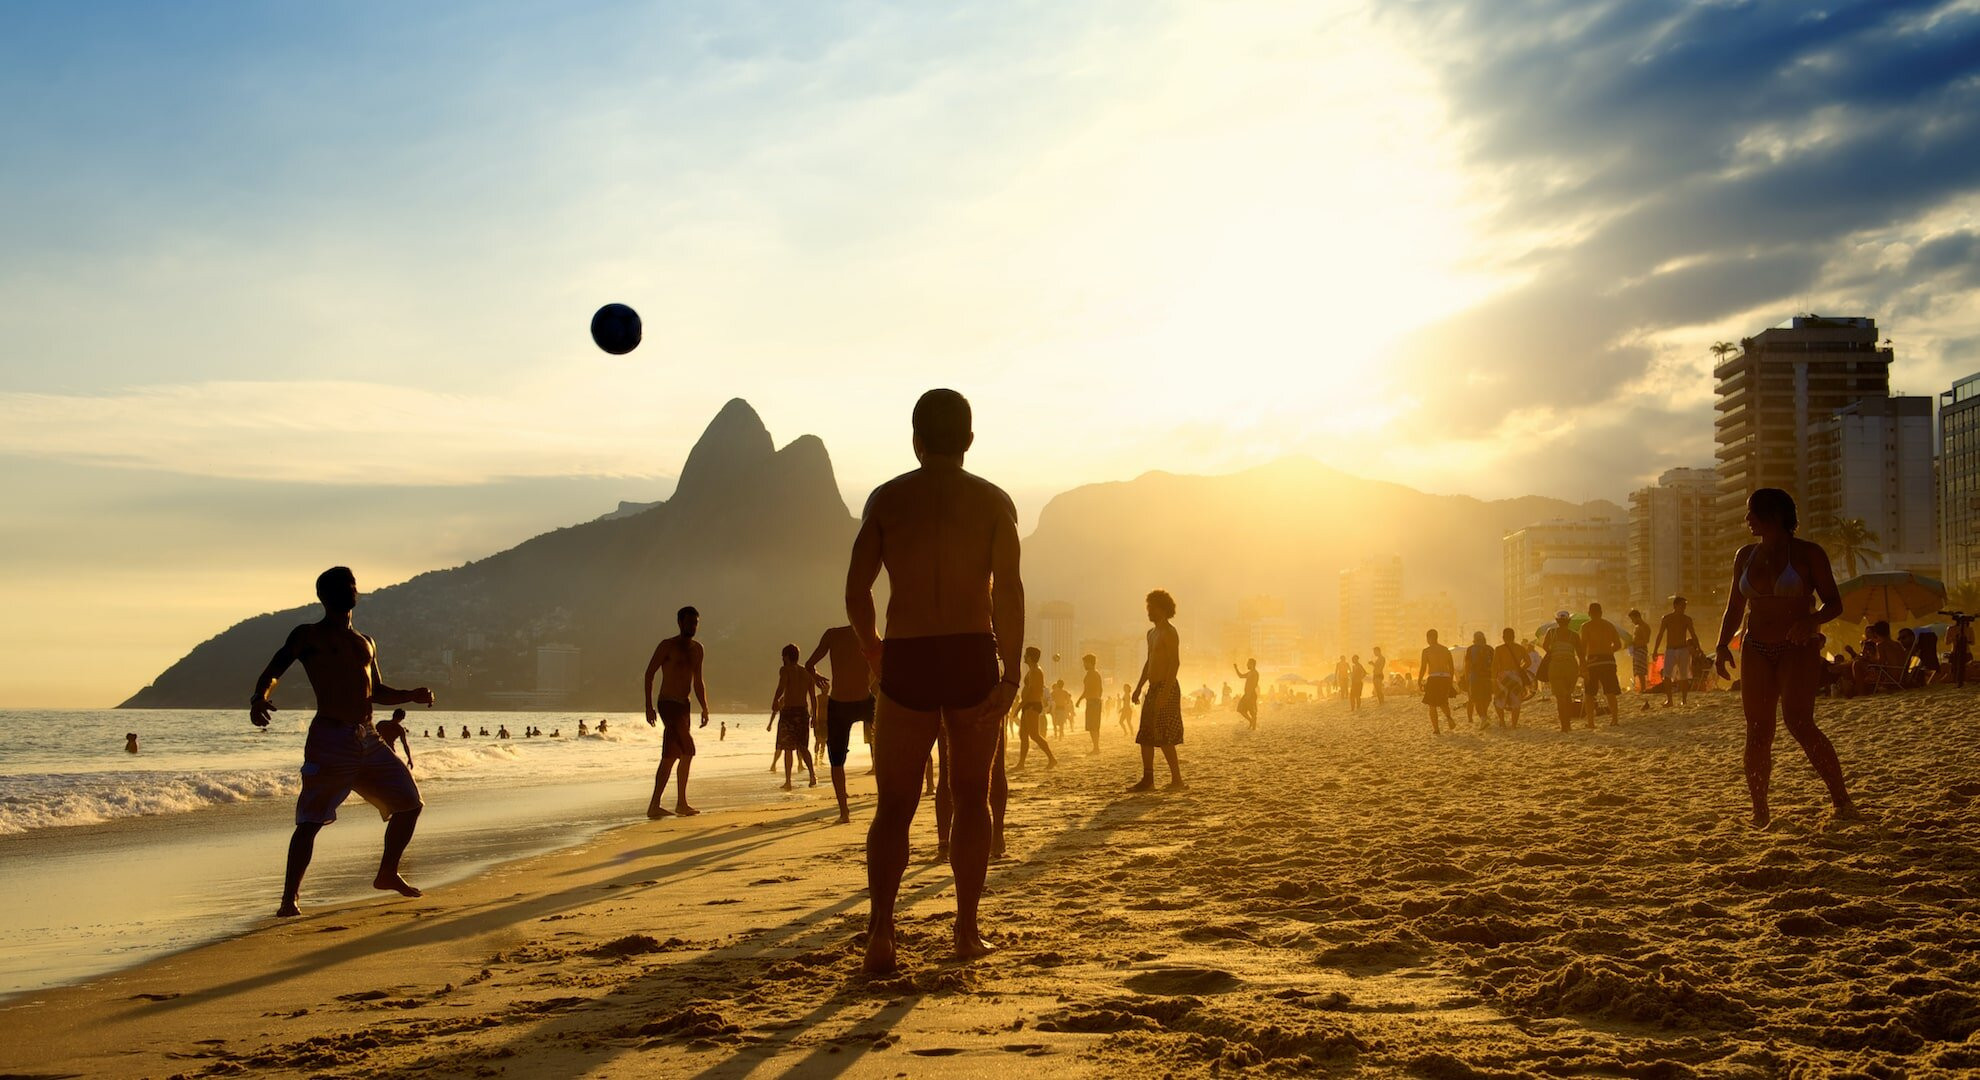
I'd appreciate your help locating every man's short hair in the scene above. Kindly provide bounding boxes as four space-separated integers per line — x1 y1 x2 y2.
1627 609 1641 620
677 606 699 624
1146 589 1176 618
782 643 799 662
912 389 972 455
1589 602 1603 615
315 566 354 604
1024 645 1042 662
1671 596 1687 607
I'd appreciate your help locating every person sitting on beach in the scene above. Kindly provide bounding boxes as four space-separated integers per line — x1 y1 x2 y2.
1850 621 1899 693
806 624 877 825
249 566 432 917
1653 596 1699 707
1078 654 1106 751
1129 589 1186 791
846 388 1023 972
1492 627 1528 729
1232 658 1260 731
1714 488 1859 826
1543 611 1583 731
1626 609 1652 695
1015 647 1055 769
1419 630 1455 734
767 643 818 791
1580 602 1624 728
1464 631 1494 730
642 606 710 819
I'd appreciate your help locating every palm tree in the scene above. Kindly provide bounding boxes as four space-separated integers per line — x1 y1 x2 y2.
1710 340 1740 367
1816 517 1884 579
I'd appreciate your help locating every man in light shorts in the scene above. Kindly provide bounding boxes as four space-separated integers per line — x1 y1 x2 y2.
250 567 433 917
1653 596 1700 707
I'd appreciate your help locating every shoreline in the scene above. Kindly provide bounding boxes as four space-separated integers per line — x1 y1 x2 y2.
4 694 1977 1078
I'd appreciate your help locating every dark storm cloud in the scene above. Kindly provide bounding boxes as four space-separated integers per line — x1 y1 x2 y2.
1382 0 1980 476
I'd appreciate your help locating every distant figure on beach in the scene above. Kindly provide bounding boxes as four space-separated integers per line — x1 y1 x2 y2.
846 389 1023 973
1016 647 1055 768
1580 602 1623 729
642 606 710 819
767 644 818 791
807 624 877 825
1349 655 1365 712
719 721 726 741
598 718 609 734
1118 684 1134 736
1128 589 1185 791
1370 646 1386 706
249 566 431 917
1715 488 1858 827
1653 597 1699 707
1419 630 1454 734
1464 631 1494 730
124 732 138 754
497 724 510 739
1051 679 1073 740
1543 611 1582 731
1078 654 1105 752
1626 609 1652 695
1232 658 1260 730
1492 628 1527 728
1334 656 1349 704
577 719 588 736
460 725 471 740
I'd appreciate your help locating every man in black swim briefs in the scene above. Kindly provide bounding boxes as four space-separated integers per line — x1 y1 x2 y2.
846 389 1023 973
643 606 710 819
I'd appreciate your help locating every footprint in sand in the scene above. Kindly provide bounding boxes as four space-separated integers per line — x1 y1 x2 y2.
1123 967 1241 995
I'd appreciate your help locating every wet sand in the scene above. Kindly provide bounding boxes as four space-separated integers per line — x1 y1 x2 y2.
3 688 1977 1078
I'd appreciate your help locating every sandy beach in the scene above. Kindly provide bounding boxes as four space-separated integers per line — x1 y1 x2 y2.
3 688 1977 1079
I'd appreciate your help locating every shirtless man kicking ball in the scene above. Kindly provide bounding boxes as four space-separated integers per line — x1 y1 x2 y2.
250 566 433 917
848 389 1024 973
644 606 711 819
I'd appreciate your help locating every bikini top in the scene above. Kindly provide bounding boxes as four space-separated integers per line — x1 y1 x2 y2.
1739 547 1810 599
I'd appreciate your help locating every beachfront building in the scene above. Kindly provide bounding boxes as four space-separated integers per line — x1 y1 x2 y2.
1401 590 1458 643
1036 600 1077 687
536 643 581 697
1805 396 1938 576
1942 373 1980 589
1628 467 1719 613
1503 519 1628 632
1714 316 1892 561
1338 556 1403 658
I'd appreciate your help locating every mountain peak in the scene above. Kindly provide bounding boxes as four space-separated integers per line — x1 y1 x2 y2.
675 399 775 501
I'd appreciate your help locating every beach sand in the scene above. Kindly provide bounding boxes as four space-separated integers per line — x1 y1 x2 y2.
4 689 1977 1078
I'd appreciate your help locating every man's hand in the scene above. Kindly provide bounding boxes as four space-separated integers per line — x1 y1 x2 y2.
1131 689 1142 705
646 706 658 727
411 687 436 707
700 710 710 728
250 697 275 728
986 680 1018 719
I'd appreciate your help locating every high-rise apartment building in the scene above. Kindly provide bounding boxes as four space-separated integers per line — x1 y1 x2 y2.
1035 601 1078 687
1940 373 1980 588
1338 557 1403 657
1503 520 1628 632
1714 316 1892 557
1627 467 1719 612
1806 396 1937 575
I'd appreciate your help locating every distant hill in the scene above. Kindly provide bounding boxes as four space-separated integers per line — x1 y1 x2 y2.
1022 457 1622 655
121 400 856 710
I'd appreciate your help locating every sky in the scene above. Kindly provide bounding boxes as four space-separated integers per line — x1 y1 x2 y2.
4 0 1980 706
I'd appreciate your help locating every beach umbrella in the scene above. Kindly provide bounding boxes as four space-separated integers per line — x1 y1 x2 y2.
1836 571 1946 625
1275 673 1309 684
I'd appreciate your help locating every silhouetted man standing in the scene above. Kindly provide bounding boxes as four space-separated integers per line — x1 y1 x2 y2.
643 606 710 818
806 625 876 824
250 567 432 917
848 389 1023 973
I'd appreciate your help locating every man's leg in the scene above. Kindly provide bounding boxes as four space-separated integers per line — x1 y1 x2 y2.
943 702 1001 959
648 754 678 818
675 756 698 815
864 696 940 973
1160 745 1183 788
934 731 953 859
800 747 817 786
1605 691 1619 726
989 729 1007 859
375 808 422 897
278 822 323 917
1130 744 1156 791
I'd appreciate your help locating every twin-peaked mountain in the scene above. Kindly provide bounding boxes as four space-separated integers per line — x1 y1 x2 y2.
123 401 1618 709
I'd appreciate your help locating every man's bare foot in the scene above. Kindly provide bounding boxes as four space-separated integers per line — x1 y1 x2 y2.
1126 777 1154 792
1832 800 1862 821
809 776 817 787
647 805 675 819
373 873 422 898
836 811 851 825
954 928 997 961
276 900 301 917
780 781 793 791
1750 804 1771 829
863 924 898 974
1164 779 1187 791
674 803 700 817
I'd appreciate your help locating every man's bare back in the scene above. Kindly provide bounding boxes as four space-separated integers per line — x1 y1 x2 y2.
1583 617 1622 656
808 626 874 702
860 467 1016 642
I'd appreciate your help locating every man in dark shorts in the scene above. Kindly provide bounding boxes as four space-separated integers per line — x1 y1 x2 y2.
250 567 434 917
847 389 1023 973
807 624 876 824
1581 601 1624 727
642 606 710 819
1077 653 1106 751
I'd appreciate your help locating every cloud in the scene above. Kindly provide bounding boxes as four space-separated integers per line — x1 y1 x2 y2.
1377 0 1980 490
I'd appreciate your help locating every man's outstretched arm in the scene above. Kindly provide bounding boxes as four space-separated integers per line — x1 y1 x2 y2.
250 628 302 727
368 641 434 708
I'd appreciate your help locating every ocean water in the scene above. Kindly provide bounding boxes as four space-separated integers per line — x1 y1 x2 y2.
0 709 859 998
